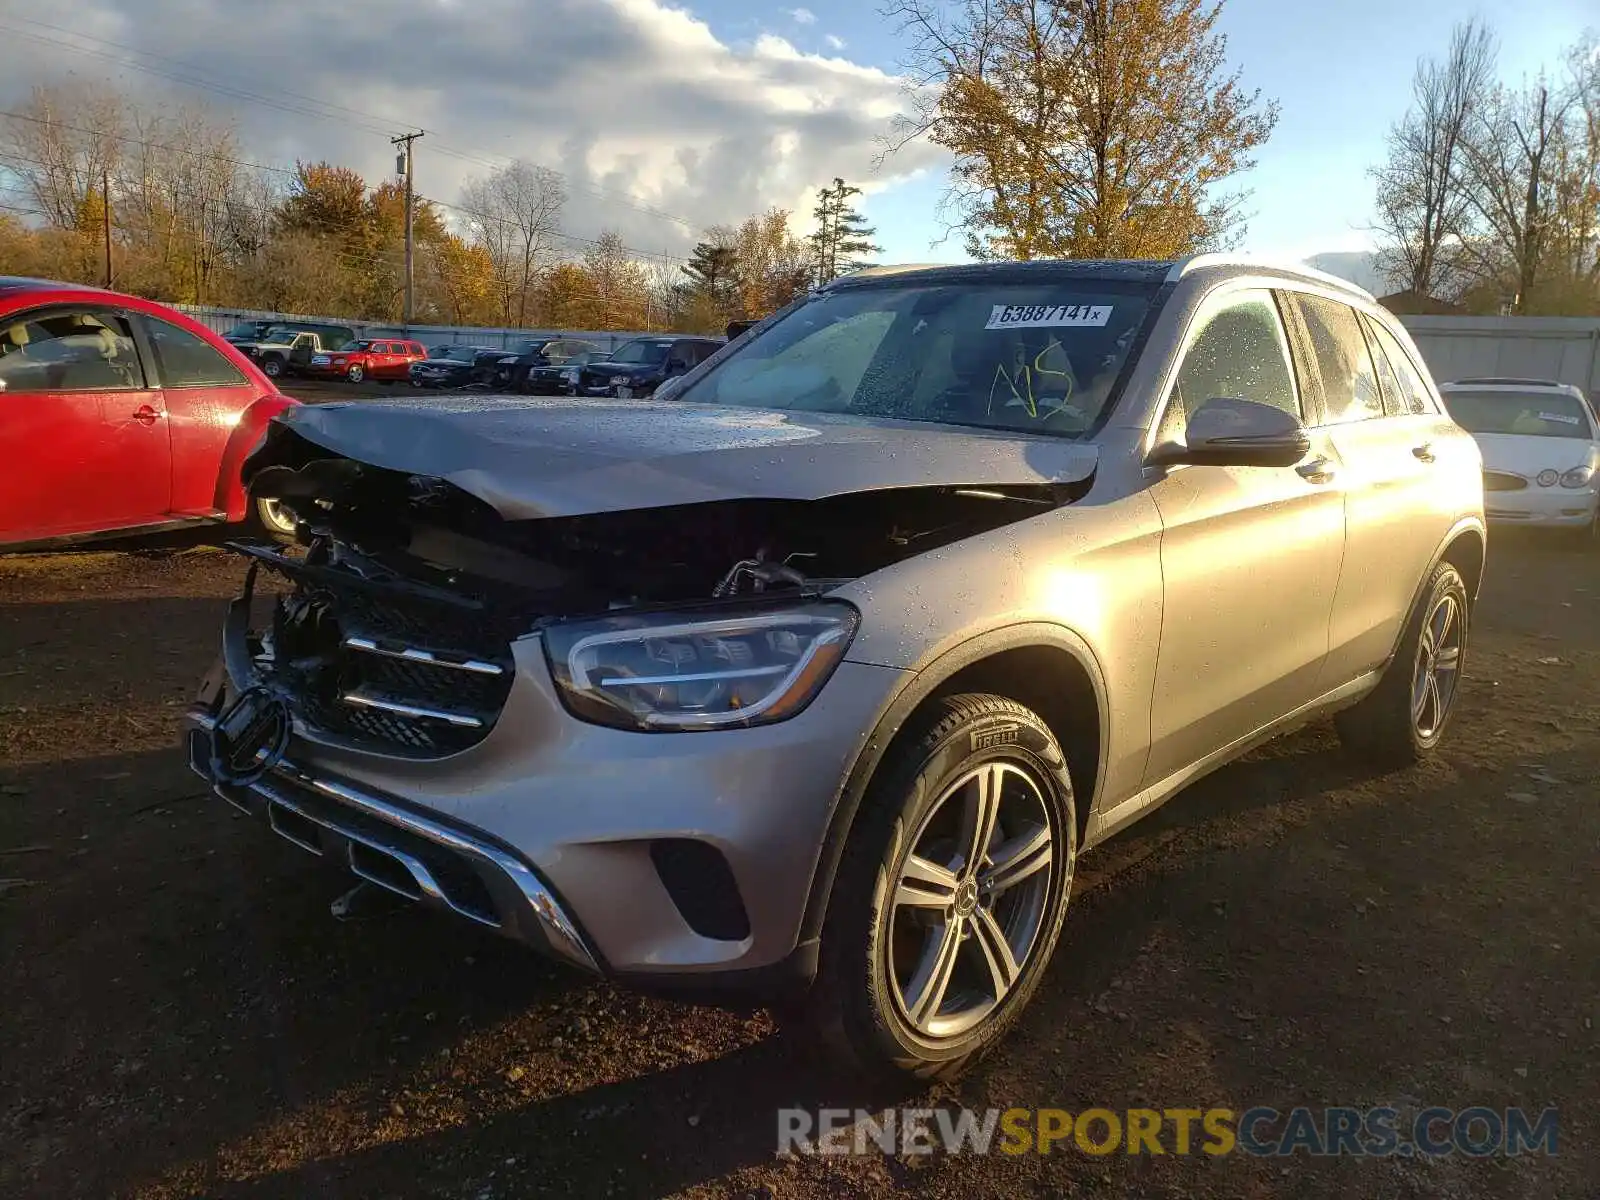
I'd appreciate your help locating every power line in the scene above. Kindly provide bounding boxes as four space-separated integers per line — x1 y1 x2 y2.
0 15 698 230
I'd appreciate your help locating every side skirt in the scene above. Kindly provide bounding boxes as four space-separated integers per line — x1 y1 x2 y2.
1084 670 1381 849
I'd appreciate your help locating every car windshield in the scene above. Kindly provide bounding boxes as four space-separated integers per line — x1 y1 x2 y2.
509 340 547 355
1443 390 1595 439
675 281 1155 436
428 346 460 359
225 322 262 339
343 341 372 352
609 339 672 365
261 326 300 342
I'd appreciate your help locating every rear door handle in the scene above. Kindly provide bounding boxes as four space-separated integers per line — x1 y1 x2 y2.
1296 456 1336 484
1412 443 1436 463
132 404 160 426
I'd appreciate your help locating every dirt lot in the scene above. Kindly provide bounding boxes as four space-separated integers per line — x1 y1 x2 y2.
2 534 1598 1199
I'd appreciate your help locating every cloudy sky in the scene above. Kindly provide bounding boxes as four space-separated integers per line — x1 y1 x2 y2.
0 0 1592 274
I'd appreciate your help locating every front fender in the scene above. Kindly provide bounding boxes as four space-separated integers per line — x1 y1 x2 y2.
214 394 300 520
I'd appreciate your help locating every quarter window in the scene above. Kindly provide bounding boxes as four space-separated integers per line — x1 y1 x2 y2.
145 318 247 387
0 309 145 393
1292 295 1384 423
1168 289 1300 422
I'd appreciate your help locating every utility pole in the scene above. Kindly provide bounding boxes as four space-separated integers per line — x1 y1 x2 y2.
101 161 113 289
391 131 424 326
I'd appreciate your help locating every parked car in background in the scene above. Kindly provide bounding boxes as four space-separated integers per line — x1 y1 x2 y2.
1439 378 1599 540
569 335 723 398
237 324 357 380
222 319 275 345
540 347 609 395
0 277 299 547
192 256 1485 1080
408 345 501 389
490 337 601 391
305 338 427 384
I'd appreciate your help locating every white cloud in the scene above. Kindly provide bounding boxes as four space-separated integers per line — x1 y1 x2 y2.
825 34 846 50
786 7 818 24
0 0 941 259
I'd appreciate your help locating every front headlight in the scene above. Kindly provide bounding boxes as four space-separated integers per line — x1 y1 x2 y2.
1559 466 1594 488
543 602 859 731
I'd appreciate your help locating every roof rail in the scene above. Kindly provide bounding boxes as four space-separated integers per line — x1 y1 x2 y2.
1166 254 1376 300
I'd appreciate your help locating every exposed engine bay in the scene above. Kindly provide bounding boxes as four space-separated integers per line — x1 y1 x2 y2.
228 425 1088 756
245 432 1086 617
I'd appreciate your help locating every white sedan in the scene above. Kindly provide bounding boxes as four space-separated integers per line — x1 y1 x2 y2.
1439 378 1600 538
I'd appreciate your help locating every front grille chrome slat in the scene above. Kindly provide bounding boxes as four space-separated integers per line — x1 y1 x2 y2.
341 689 485 729
342 636 505 676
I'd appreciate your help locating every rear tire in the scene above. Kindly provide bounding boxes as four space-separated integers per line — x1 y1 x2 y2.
801 694 1076 1082
249 496 296 542
1335 561 1469 767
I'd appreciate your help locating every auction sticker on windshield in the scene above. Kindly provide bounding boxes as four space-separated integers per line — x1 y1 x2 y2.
986 304 1112 330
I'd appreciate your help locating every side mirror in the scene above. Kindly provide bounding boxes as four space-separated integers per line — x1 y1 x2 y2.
1147 396 1311 469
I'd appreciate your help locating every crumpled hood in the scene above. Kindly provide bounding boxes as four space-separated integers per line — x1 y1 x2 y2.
260 395 1099 520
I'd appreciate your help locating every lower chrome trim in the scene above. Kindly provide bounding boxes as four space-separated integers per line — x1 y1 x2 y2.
341 690 484 728
187 710 597 972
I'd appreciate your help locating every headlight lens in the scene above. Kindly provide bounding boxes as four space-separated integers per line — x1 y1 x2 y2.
543 602 858 731
1560 466 1594 488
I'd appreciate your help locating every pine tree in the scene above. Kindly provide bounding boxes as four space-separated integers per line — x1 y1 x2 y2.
809 178 881 282
678 240 741 318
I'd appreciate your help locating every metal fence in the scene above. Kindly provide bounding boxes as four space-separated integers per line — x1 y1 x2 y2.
171 302 653 354
1400 316 1600 397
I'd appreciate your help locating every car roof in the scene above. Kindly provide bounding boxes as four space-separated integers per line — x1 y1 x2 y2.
820 254 1376 302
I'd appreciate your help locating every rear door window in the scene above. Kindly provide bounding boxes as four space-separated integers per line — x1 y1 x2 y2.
1364 319 1438 416
1289 295 1384 424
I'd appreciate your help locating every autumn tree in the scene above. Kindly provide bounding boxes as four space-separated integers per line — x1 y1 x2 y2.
729 209 812 316
884 0 1277 259
810 178 881 281
459 161 566 326
1370 20 1497 302
0 84 124 233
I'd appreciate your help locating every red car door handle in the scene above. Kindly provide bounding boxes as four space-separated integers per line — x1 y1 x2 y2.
132 404 160 425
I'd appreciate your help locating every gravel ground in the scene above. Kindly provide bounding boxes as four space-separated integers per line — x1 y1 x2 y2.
1 534 1597 1199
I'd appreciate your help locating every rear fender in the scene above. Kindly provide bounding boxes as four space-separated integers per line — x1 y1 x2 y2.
214 395 300 520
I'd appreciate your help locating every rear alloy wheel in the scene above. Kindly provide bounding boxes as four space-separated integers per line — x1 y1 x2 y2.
1336 560 1469 766
806 694 1076 1081
346 363 365 383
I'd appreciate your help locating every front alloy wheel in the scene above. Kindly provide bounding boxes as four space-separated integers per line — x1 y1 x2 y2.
346 363 365 383
888 762 1056 1039
806 693 1076 1081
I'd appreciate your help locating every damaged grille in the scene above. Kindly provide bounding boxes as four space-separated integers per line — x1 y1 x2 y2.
245 548 518 760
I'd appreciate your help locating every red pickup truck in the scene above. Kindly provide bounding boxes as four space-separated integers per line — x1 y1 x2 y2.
305 338 427 384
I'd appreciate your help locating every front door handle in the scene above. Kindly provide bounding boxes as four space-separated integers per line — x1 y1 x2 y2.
1296 456 1336 484
132 404 160 426
1412 443 1436 463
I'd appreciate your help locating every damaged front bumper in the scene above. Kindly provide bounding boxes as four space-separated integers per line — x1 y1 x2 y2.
184 556 910 986
185 698 599 973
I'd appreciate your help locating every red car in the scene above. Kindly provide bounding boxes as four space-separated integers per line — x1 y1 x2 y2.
0 278 300 549
304 338 426 383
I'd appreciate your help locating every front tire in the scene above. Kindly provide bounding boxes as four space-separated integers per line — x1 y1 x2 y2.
346 364 365 383
259 356 284 379
805 694 1076 1082
1336 560 1469 767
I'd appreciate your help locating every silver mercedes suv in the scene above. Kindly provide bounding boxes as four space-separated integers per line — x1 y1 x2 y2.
186 256 1485 1080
